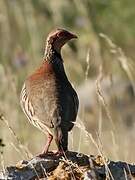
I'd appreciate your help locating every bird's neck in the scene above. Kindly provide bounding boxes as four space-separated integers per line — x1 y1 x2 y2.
43 41 62 64
43 41 69 82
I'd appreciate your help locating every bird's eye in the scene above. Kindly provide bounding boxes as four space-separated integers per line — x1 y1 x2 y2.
57 31 65 37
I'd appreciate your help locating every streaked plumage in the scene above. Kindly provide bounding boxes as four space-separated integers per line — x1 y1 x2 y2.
20 29 79 155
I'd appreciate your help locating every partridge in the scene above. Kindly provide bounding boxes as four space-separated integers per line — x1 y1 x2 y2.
20 29 79 156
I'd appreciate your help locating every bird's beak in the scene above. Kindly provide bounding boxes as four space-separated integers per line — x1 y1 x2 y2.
69 32 78 39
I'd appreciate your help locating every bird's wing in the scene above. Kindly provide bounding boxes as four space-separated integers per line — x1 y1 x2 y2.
20 83 36 125
20 81 56 133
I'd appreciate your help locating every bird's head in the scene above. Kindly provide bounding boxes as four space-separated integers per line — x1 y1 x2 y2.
46 28 77 53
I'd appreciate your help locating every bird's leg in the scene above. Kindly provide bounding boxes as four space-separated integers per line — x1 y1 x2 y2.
42 133 53 154
53 127 63 155
38 133 53 157
53 127 68 156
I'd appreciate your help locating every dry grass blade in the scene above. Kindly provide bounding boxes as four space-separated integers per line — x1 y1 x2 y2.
95 65 116 131
74 119 112 179
0 113 32 159
28 163 40 180
99 33 135 95
40 163 49 179
123 168 128 180
10 142 25 159
59 151 76 180
0 152 5 174
117 48 135 94
96 133 115 180
85 49 90 82
74 118 104 157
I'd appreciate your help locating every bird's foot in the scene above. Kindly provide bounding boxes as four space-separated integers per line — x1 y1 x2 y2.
36 150 67 158
51 150 67 156
36 151 53 158
36 153 47 158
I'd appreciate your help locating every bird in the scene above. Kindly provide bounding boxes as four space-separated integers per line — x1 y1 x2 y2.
20 28 79 156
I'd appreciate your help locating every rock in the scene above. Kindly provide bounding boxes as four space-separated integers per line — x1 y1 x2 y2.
0 151 135 180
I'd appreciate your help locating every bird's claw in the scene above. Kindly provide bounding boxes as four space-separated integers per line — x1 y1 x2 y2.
36 150 65 158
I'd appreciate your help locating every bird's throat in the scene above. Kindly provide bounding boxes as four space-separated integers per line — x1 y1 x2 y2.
43 42 63 64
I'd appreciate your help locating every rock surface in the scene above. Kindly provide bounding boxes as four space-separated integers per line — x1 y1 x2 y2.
0 151 135 180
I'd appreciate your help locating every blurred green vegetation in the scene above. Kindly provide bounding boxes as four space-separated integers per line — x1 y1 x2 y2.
0 0 135 166
1 0 135 79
